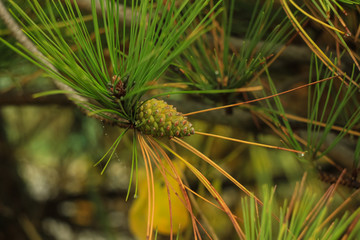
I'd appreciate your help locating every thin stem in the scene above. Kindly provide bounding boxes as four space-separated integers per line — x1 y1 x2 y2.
137 134 155 240
195 131 304 154
184 76 337 116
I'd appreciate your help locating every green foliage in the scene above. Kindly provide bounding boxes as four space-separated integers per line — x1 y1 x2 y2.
241 184 360 239
319 0 360 13
172 0 292 105
258 53 360 164
306 56 360 161
1 0 221 123
1 0 360 239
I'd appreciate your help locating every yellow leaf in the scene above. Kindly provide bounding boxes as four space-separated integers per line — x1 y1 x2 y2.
129 161 189 239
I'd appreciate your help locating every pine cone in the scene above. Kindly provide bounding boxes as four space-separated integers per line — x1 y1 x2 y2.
135 98 195 138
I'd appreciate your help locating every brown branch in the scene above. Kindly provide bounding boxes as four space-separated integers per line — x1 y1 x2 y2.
0 88 257 129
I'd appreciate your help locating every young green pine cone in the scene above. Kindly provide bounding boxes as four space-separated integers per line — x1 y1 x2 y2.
135 98 195 138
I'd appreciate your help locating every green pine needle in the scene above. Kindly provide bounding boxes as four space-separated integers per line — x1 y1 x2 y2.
171 0 293 104
2 0 222 125
240 184 360 239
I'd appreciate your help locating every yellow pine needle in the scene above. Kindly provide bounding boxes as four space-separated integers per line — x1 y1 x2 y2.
194 131 304 154
183 76 337 116
146 137 203 239
281 0 360 87
298 185 336 239
299 171 349 238
280 0 337 70
138 134 156 240
145 138 192 239
171 137 288 226
129 141 192 239
281 112 360 137
158 140 246 239
289 0 345 35
183 184 238 220
318 188 360 230
256 112 345 171
288 173 307 215
234 85 263 92
145 144 176 239
301 186 334 236
171 137 263 205
173 137 287 224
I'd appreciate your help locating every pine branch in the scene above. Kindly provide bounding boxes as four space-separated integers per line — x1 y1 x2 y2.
0 0 83 103
0 87 258 130
0 0 126 126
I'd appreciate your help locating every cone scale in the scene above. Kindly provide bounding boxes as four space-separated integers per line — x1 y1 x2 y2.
135 99 195 138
